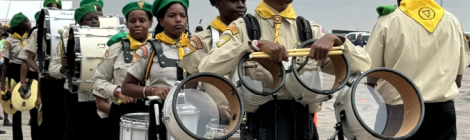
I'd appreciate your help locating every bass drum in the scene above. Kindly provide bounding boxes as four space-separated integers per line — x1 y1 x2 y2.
66 26 119 94
334 68 424 140
37 8 75 74
229 54 286 106
99 15 125 28
163 73 244 140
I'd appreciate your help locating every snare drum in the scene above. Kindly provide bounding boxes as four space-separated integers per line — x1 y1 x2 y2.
37 8 75 74
161 73 244 140
99 15 125 28
205 120 240 140
285 39 350 105
120 113 150 140
66 26 119 94
229 54 286 106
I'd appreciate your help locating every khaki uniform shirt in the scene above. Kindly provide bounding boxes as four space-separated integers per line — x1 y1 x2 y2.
3 37 25 65
127 42 178 88
365 9 470 104
18 29 47 71
180 28 231 108
92 42 137 104
198 5 371 113
180 29 216 74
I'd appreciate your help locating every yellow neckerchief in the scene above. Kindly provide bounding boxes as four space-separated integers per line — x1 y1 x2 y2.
210 16 227 33
127 33 151 50
145 32 189 80
154 32 189 59
399 0 444 33
255 1 296 44
11 32 28 48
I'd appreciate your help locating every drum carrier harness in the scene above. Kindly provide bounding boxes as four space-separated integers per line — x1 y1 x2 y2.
241 14 317 140
122 37 185 139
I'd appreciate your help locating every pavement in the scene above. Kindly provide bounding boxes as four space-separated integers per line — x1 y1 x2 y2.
0 68 470 140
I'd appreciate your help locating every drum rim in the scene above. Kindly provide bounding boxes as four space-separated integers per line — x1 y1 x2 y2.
290 39 350 95
349 68 424 140
237 53 286 96
171 72 244 140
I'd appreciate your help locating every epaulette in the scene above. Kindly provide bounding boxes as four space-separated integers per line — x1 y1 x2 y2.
376 5 397 16
106 33 127 47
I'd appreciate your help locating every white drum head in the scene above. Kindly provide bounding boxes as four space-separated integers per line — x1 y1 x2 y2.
234 54 286 96
164 73 243 140
334 68 424 140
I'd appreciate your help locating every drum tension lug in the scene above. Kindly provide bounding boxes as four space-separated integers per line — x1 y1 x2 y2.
328 121 345 140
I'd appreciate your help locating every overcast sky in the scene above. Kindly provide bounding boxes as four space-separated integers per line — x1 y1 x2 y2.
5 0 470 33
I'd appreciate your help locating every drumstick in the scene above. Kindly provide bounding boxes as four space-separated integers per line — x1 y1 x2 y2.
250 46 343 55
58 29 66 58
250 51 343 59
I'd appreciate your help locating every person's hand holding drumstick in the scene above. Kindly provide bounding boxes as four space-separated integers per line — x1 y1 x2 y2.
249 40 289 63
250 34 344 60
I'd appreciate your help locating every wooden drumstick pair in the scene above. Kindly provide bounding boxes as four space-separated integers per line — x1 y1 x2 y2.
250 46 343 58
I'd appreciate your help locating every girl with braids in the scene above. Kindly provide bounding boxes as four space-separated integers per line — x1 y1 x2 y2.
121 0 189 139
0 12 41 140
92 1 153 140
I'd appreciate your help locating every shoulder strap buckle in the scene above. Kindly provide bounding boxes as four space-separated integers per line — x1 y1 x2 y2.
121 38 133 63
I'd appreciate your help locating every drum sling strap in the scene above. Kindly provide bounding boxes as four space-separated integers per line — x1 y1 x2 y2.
242 14 316 140
121 38 146 86
143 39 184 140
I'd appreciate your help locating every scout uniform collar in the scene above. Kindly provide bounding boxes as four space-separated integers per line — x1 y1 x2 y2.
12 32 28 49
210 16 227 33
255 1 296 20
399 0 444 33
126 33 151 50
154 32 189 59
255 0 296 44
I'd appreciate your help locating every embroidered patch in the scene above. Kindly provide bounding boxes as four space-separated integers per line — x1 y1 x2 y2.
419 7 436 20
97 58 104 66
55 0 59 2
131 53 141 65
183 44 197 57
216 35 231 48
190 36 202 49
226 25 239 35
105 50 109 57
137 1 144 9
4 41 10 48
139 46 148 58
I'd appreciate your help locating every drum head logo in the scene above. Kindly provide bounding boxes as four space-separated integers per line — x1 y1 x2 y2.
419 7 435 20
137 1 145 9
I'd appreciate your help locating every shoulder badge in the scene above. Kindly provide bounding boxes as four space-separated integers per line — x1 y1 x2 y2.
131 53 141 66
98 58 104 66
139 46 148 58
4 41 10 48
216 35 231 48
376 5 397 16
190 36 203 49
226 25 239 35
183 44 197 57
